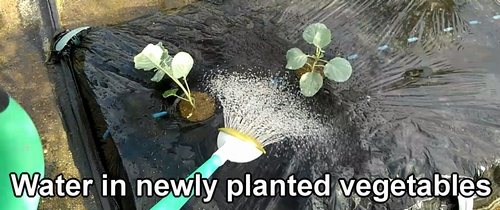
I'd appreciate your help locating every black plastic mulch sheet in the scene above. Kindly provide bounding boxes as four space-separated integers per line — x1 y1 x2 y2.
60 0 500 209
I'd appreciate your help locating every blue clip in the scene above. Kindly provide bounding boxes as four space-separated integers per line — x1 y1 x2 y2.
377 45 389 51
347 54 358 60
407 37 418 43
493 15 500 20
272 77 283 83
152 111 168 118
469 20 479 25
444 27 453 32
103 129 110 139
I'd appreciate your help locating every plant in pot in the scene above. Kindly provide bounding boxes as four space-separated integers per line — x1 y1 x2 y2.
285 23 354 97
133 42 216 122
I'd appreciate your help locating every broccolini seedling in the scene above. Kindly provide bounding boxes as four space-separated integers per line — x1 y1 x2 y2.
285 23 353 97
134 42 196 116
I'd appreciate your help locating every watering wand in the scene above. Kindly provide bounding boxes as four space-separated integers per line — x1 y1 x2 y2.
150 127 266 210
0 86 45 210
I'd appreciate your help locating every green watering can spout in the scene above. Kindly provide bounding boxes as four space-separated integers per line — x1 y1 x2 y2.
0 86 45 210
150 154 227 210
150 127 265 210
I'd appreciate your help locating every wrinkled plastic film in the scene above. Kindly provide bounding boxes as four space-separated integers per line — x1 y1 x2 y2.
64 0 500 209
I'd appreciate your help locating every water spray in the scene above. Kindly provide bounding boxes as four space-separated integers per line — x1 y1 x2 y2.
150 72 326 209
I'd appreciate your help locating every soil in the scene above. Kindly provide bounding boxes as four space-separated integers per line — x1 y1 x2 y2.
0 0 91 209
295 58 326 79
178 91 216 122
473 165 500 210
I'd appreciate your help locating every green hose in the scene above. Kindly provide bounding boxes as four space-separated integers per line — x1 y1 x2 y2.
0 86 45 210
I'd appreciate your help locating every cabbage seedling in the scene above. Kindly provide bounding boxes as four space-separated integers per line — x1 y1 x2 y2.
285 23 353 97
134 42 196 112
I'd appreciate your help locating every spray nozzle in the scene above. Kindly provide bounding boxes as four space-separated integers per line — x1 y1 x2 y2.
216 127 265 163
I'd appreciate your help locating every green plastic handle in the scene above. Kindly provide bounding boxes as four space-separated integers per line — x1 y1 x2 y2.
150 154 226 210
0 87 45 210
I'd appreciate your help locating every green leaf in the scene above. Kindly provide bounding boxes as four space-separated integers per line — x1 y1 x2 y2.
156 42 166 51
134 44 163 70
163 54 173 66
299 72 323 97
151 42 174 76
162 88 179 98
171 52 194 79
302 23 332 49
151 70 166 82
324 57 353 82
285 48 308 70
156 43 169 62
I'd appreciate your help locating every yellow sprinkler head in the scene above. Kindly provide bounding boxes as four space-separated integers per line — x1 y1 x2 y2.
218 128 266 154
215 127 266 163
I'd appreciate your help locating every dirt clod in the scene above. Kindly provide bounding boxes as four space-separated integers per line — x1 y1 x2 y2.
178 91 216 122
295 58 326 79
